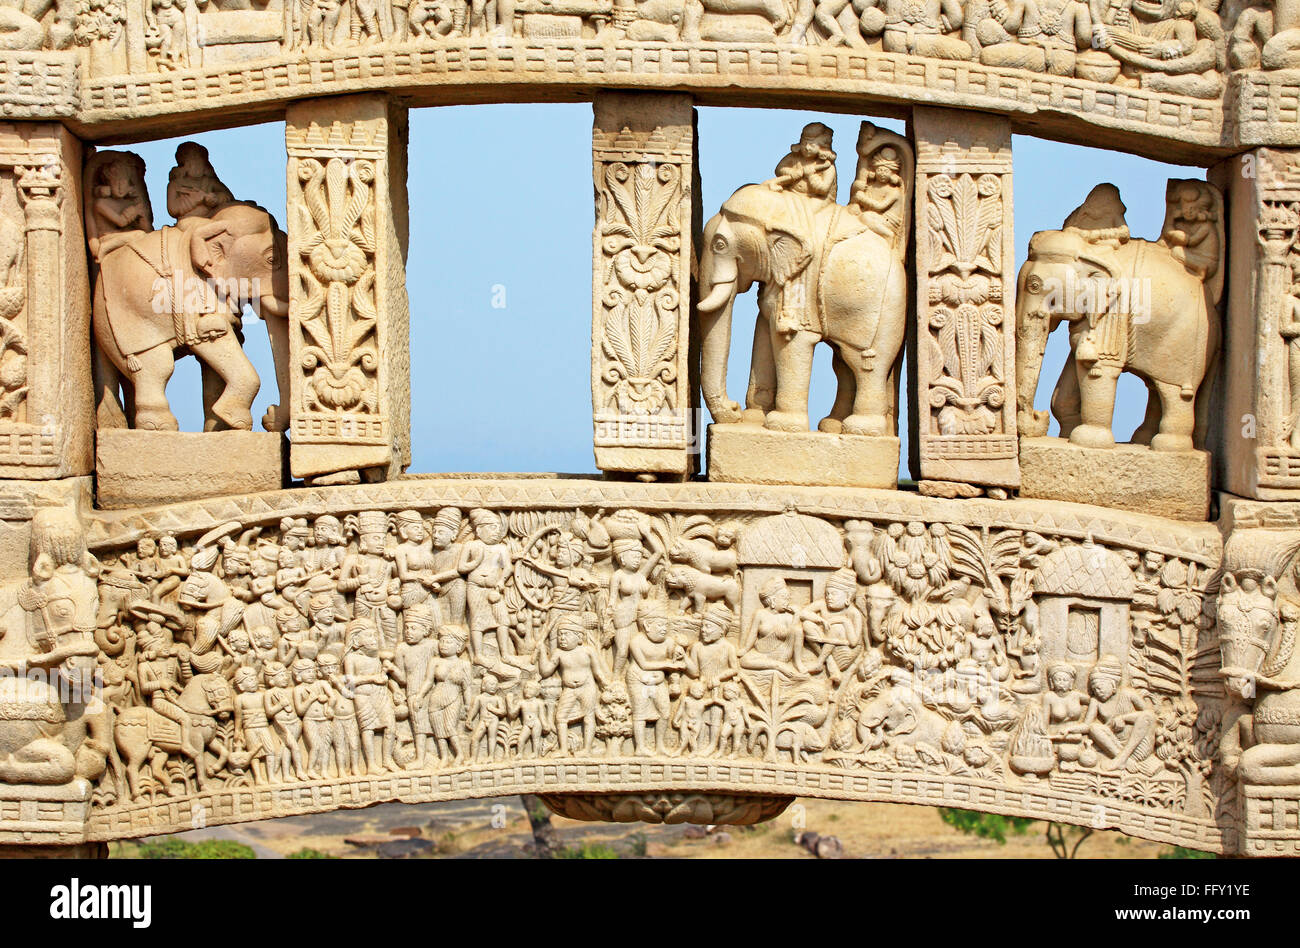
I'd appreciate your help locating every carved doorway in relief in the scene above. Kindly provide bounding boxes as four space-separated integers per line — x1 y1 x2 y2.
1066 606 1101 663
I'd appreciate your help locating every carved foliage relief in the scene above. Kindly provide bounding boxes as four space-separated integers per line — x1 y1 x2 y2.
914 111 1018 491
286 117 387 460
592 96 695 472
76 500 1230 850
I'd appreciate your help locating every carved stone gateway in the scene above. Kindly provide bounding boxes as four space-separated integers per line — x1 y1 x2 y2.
6 0 1300 858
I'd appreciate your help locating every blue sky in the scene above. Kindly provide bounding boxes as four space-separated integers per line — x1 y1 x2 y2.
123 104 1199 476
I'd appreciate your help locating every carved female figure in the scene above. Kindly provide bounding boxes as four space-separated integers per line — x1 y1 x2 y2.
343 619 397 774
419 625 473 765
741 576 807 676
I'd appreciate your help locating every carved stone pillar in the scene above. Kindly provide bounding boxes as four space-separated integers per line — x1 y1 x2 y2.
285 95 410 483
1214 148 1300 499
910 108 1019 496
0 124 91 480
591 92 699 479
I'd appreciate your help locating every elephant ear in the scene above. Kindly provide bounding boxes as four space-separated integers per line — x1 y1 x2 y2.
767 230 811 286
190 220 232 278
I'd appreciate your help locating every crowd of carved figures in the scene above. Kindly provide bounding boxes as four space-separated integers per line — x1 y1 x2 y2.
0 0 1294 83
0 498 1241 830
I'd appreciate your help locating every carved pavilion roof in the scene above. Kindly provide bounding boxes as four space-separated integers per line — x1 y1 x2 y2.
1033 542 1135 600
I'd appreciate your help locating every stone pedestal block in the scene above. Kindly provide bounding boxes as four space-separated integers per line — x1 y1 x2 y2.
96 430 284 508
707 424 899 488
1019 436 1209 521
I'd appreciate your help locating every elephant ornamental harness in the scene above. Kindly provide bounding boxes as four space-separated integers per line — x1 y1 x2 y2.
115 227 231 370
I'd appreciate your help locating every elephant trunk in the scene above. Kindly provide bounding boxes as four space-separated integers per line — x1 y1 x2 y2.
697 214 742 425
1014 259 1057 438
258 292 288 319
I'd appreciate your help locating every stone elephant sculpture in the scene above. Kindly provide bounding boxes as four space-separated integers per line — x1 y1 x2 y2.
697 183 908 436
1014 217 1220 453
92 202 291 433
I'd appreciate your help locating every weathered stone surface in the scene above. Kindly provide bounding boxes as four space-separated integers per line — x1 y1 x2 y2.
707 425 899 489
96 430 284 508
1020 437 1210 521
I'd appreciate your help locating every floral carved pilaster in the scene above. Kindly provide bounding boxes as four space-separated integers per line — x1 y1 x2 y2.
285 96 410 483
591 92 699 479
911 108 1019 496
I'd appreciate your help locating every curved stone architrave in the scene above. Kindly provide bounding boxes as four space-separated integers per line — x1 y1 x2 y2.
57 477 1239 853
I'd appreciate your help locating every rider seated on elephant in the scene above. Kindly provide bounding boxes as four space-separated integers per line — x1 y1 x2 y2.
167 142 236 228
766 123 837 203
1062 182 1131 249
1158 180 1220 283
849 143 905 247
85 152 153 263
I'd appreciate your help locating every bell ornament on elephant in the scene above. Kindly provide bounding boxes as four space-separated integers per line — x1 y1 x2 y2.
697 121 911 439
88 148 292 435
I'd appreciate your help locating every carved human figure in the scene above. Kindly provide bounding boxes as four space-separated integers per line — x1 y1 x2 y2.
800 568 865 684
146 0 191 70
393 510 438 613
428 507 467 627
508 678 550 758
166 143 236 227
538 615 610 754
317 649 361 777
292 657 334 779
673 681 709 755
467 673 507 761
388 603 437 768
344 618 398 774
686 603 741 749
1089 0 1224 98
626 599 686 755
232 666 275 785
339 511 399 650
263 660 307 782
1064 656 1159 771
84 152 152 264
606 535 661 677
418 625 473 765
716 683 747 758
859 0 972 57
740 577 807 677
458 509 517 668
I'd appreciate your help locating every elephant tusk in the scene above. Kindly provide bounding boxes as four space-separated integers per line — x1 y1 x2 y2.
698 281 734 314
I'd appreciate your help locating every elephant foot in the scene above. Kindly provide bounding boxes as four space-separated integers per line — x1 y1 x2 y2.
817 417 844 434
740 408 767 426
1150 432 1194 453
842 414 889 437
708 399 744 426
764 411 810 433
1068 424 1115 450
1017 408 1050 440
135 410 179 431
1131 426 1157 446
262 404 289 432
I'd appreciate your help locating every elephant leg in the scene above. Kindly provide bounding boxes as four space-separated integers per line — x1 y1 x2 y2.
1068 360 1119 449
1050 356 1081 439
92 341 129 430
764 329 818 432
202 327 248 431
1130 376 1162 445
191 333 260 431
842 343 893 437
744 310 775 425
263 312 292 432
131 344 179 431
818 346 855 433
1151 379 1195 453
